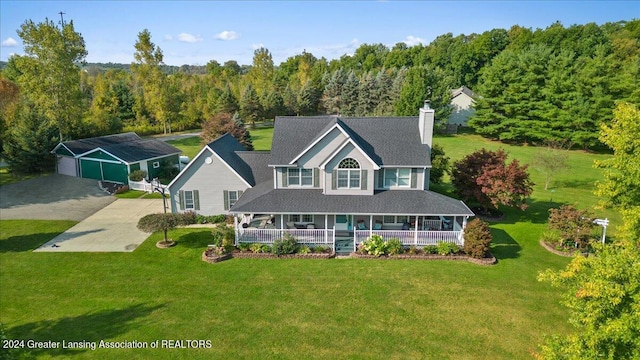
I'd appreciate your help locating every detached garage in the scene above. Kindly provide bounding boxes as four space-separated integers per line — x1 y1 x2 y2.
52 132 181 184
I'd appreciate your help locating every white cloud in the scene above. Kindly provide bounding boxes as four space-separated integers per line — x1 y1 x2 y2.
2 37 18 47
403 35 425 46
177 33 203 43
215 30 239 41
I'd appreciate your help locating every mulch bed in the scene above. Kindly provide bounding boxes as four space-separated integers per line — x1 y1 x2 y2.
539 240 588 257
350 252 497 265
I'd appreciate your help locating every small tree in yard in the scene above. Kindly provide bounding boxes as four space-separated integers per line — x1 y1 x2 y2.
463 218 493 259
430 143 450 184
451 148 533 213
532 141 570 190
201 112 253 150
548 205 596 250
137 213 178 246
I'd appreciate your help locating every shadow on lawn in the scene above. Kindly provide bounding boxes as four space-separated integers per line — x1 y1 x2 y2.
174 229 214 249
7 303 163 357
0 233 64 253
490 228 521 260
495 199 565 225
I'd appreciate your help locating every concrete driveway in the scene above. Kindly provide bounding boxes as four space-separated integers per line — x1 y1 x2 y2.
0 174 116 221
34 199 164 252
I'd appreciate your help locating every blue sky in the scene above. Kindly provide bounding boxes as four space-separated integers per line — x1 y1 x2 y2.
1 1 638 66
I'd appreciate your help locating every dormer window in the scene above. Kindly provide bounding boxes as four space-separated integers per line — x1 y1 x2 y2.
337 158 360 189
288 168 313 187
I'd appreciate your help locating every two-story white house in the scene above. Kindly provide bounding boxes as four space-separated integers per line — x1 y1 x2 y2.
168 102 474 254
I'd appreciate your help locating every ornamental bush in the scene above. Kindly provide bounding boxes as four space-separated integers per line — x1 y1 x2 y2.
362 234 387 257
211 225 236 253
436 241 460 256
128 169 147 181
272 233 298 256
386 238 404 255
463 218 493 259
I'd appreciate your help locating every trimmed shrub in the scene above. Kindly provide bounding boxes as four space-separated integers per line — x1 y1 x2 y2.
463 218 493 258
362 234 387 257
299 245 311 254
436 241 460 256
211 225 236 253
128 169 147 182
137 213 179 234
176 211 197 226
272 233 298 256
423 245 438 254
386 238 404 255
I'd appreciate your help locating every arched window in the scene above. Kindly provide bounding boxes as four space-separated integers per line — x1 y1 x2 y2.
337 158 360 189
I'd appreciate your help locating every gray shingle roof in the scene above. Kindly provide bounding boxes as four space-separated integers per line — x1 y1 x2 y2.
59 132 142 155
57 132 181 163
236 151 272 185
230 183 474 216
105 139 181 162
270 116 430 166
207 133 271 186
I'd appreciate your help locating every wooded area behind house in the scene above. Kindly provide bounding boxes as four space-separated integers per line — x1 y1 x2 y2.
0 19 639 173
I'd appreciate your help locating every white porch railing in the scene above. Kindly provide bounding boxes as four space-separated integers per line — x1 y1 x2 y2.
354 230 463 247
423 219 443 230
238 228 335 248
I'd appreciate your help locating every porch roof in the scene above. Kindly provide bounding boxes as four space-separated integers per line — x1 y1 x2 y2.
230 182 474 216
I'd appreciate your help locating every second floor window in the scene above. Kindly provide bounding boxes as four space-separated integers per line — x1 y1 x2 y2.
337 158 360 189
385 168 411 187
288 168 313 186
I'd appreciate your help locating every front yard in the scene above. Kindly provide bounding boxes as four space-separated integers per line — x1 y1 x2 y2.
0 218 571 359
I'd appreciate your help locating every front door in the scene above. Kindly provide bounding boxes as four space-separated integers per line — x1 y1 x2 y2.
335 214 352 231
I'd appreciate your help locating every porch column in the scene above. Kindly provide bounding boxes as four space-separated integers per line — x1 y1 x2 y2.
462 216 468 229
414 215 418 245
234 215 239 246
280 215 284 238
324 215 328 244
369 215 373 237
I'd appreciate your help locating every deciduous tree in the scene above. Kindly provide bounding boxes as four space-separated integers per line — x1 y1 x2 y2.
13 18 87 140
201 112 253 150
451 148 533 212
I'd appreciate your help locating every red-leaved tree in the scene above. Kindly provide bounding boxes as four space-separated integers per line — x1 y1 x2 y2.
451 148 533 212
201 112 253 150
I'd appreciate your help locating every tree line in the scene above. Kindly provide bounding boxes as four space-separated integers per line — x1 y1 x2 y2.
0 18 638 173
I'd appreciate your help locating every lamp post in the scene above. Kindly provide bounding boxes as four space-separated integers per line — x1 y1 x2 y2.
593 218 609 244
152 177 168 214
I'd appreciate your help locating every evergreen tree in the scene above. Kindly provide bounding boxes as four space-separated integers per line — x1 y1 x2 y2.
4 105 58 174
356 71 376 116
340 71 359 116
322 69 346 115
394 65 453 120
239 84 262 127
201 112 253 150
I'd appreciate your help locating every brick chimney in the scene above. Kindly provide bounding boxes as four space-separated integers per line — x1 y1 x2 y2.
419 100 434 148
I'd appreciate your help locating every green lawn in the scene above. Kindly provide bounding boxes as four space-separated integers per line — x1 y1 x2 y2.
1 219 571 359
0 131 617 359
165 136 203 160
249 126 274 151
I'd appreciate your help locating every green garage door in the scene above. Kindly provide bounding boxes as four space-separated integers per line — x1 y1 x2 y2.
80 159 102 180
102 162 128 184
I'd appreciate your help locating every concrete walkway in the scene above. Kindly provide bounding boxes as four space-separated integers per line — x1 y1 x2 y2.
34 199 164 252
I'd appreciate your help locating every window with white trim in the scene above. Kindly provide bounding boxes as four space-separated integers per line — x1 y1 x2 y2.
384 168 411 187
383 215 409 224
337 158 360 189
153 161 160 169
184 191 195 210
288 214 314 223
288 168 313 187
228 191 239 207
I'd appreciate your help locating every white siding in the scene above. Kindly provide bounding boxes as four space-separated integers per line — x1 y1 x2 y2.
324 143 374 196
169 149 249 215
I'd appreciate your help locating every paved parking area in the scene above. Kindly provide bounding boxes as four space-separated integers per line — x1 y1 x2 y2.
0 174 116 221
34 199 164 252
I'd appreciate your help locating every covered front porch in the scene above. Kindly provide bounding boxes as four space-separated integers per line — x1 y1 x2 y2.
234 213 469 254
